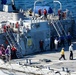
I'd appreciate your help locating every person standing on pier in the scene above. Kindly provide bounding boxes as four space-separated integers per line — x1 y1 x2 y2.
69 44 73 60
54 37 58 51
5 45 11 62
59 48 66 60
11 45 17 59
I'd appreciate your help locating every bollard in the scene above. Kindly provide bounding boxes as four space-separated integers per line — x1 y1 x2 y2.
45 66 47 69
16 61 19 64
62 67 65 71
26 59 28 64
29 59 31 64
19 62 20 65
48 66 50 70
65 68 68 72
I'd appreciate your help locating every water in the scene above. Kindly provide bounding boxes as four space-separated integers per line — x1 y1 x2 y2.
14 0 76 20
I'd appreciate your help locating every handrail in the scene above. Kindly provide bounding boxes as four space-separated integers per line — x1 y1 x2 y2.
6 31 23 58
6 31 15 45
34 0 43 17
51 20 60 37
58 20 67 36
55 21 62 35
5 34 12 46
53 0 62 10
11 33 23 52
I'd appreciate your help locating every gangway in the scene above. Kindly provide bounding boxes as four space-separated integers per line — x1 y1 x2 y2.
5 31 23 58
51 20 67 37
5 31 14 45
58 20 67 36
51 20 61 37
54 20 63 35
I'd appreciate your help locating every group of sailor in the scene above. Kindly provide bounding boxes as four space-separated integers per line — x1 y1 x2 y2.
38 8 47 18
2 21 20 33
50 32 72 51
29 8 47 19
0 44 17 62
28 8 67 20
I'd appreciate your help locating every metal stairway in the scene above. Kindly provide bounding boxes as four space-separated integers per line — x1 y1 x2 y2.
51 20 61 37
5 31 23 58
57 20 67 36
51 20 67 37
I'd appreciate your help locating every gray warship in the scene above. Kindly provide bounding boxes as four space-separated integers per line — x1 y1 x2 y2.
0 0 76 75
